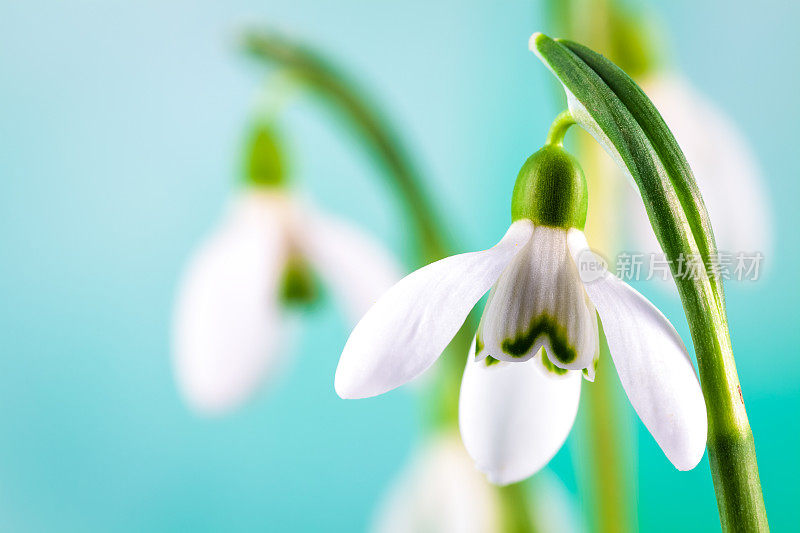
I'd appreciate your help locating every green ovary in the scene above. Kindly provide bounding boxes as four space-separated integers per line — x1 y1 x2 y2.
501 313 577 365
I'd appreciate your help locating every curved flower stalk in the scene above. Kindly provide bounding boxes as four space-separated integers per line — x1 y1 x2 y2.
336 139 707 485
625 74 772 274
372 431 584 533
244 31 448 265
172 125 400 414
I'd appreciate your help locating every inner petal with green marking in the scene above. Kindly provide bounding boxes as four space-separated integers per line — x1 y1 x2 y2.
502 313 576 364
476 225 599 378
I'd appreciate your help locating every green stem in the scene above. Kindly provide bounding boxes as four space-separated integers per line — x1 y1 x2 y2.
576 127 636 533
497 482 539 533
680 276 768 532
545 110 576 146
582 339 635 533
243 29 533 532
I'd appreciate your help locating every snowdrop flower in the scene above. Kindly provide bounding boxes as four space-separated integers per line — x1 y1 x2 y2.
336 143 707 484
372 432 584 533
624 74 772 271
372 432 499 533
173 126 400 415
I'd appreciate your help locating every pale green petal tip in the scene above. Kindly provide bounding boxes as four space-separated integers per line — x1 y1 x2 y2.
483 356 502 368
582 356 599 382
540 349 569 376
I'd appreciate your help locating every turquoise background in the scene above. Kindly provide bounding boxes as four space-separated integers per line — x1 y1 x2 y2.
1 0 797 531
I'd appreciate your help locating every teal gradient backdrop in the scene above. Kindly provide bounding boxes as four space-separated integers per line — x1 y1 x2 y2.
1 1 797 531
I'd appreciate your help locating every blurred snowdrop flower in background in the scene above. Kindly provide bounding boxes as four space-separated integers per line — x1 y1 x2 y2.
372 431 583 533
172 125 401 415
372 432 499 533
624 73 773 281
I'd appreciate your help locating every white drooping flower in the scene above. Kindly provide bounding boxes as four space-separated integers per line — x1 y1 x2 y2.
335 144 707 485
173 128 401 415
372 432 584 533
371 433 499 533
624 74 772 278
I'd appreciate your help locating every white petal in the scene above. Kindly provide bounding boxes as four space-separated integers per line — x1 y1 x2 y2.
335 220 534 399
627 74 773 261
459 338 582 485
172 192 289 415
371 432 498 533
294 204 403 323
568 230 707 470
478 226 598 373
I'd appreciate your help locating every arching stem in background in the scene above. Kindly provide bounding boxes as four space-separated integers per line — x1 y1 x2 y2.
244 30 536 533
578 131 637 533
244 31 446 264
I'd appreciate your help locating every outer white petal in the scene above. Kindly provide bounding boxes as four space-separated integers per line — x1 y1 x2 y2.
624 74 773 267
293 204 403 323
479 226 598 374
172 192 289 415
568 230 707 470
459 339 582 485
335 220 534 399
371 432 498 533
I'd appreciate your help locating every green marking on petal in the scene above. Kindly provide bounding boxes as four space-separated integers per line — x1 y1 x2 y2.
541 348 569 376
501 313 577 364
483 356 501 367
582 353 599 379
475 333 485 357
279 253 317 306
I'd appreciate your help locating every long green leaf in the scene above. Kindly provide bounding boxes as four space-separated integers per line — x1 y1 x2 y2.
531 32 768 532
